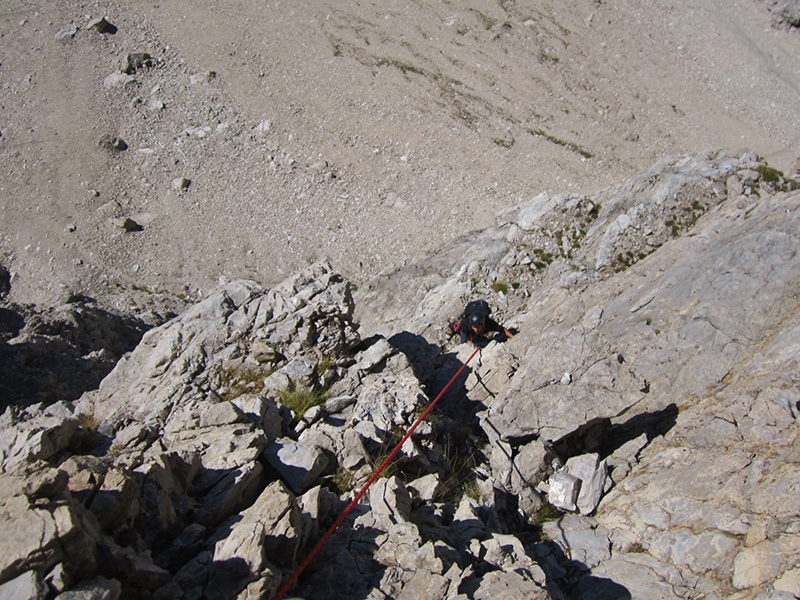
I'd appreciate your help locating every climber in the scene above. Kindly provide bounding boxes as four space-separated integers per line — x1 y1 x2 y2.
445 299 516 345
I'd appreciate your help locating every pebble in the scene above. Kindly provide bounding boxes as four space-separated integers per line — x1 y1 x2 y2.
55 24 77 40
172 177 191 193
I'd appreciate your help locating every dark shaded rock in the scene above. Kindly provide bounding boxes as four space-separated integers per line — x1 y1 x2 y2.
124 52 153 74
98 135 128 153
87 17 117 34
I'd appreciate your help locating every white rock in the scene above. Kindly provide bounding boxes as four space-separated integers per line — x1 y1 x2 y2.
548 470 580 512
565 453 608 515
103 72 134 89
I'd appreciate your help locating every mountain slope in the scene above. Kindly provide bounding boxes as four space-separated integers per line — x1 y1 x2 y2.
1 0 799 311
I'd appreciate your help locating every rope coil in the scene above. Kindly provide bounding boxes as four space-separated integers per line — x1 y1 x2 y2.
273 344 481 600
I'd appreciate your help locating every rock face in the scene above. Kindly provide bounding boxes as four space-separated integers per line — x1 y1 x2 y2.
1 150 800 599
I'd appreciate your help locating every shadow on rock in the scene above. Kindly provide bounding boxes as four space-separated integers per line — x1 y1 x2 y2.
553 404 679 459
0 306 25 340
600 403 679 459
294 518 387 600
544 540 632 600
570 575 632 600
387 330 443 389
0 300 152 410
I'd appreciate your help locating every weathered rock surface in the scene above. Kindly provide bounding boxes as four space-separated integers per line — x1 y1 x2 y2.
1 150 799 599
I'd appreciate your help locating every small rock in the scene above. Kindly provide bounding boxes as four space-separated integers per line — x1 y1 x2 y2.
103 72 135 89
566 453 608 515
55 24 77 40
302 405 322 425
255 119 272 134
323 395 355 414
263 438 328 494
130 212 156 227
190 71 217 85
548 470 580 512
99 134 128 152
111 217 143 232
172 177 191 193
124 53 153 75
87 17 117 34
407 473 443 502
368 476 412 527
737 168 761 185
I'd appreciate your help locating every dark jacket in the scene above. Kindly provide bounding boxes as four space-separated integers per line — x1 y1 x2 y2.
447 315 505 344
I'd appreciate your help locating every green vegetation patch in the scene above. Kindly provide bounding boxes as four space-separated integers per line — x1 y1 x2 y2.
490 280 509 294
758 164 800 193
331 467 356 495
439 438 485 504
278 383 328 418
534 502 563 524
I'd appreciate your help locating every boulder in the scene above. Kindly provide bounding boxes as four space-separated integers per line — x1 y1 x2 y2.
367 476 412 528
208 480 297 597
563 453 608 515
0 406 79 474
547 470 580 513
470 568 549 600
0 463 100 587
263 438 328 494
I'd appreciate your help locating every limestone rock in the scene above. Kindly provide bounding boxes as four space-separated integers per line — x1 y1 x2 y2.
54 25 78 40
470 569 549 600
367 476 412 528
87 17 116 34
542 515 612 569
103 72 134 89
547 470 580 513
54 576 121 600
0 462 100 587
354 337 394 372
407 473 443 502
564 453 608 515
171 177 191 194
124 53 152 74
210 480 296 596
0 405 79 474
0 570 48 599
263 438 328 494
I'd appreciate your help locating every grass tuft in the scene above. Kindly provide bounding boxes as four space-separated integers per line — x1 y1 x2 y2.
491 281 509 294
78 411 98 432
534 503 562 523
331 467 356 495
278 383 328 418
218 365 271 402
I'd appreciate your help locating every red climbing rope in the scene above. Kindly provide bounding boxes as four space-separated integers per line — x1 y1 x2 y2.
272 344 481 600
